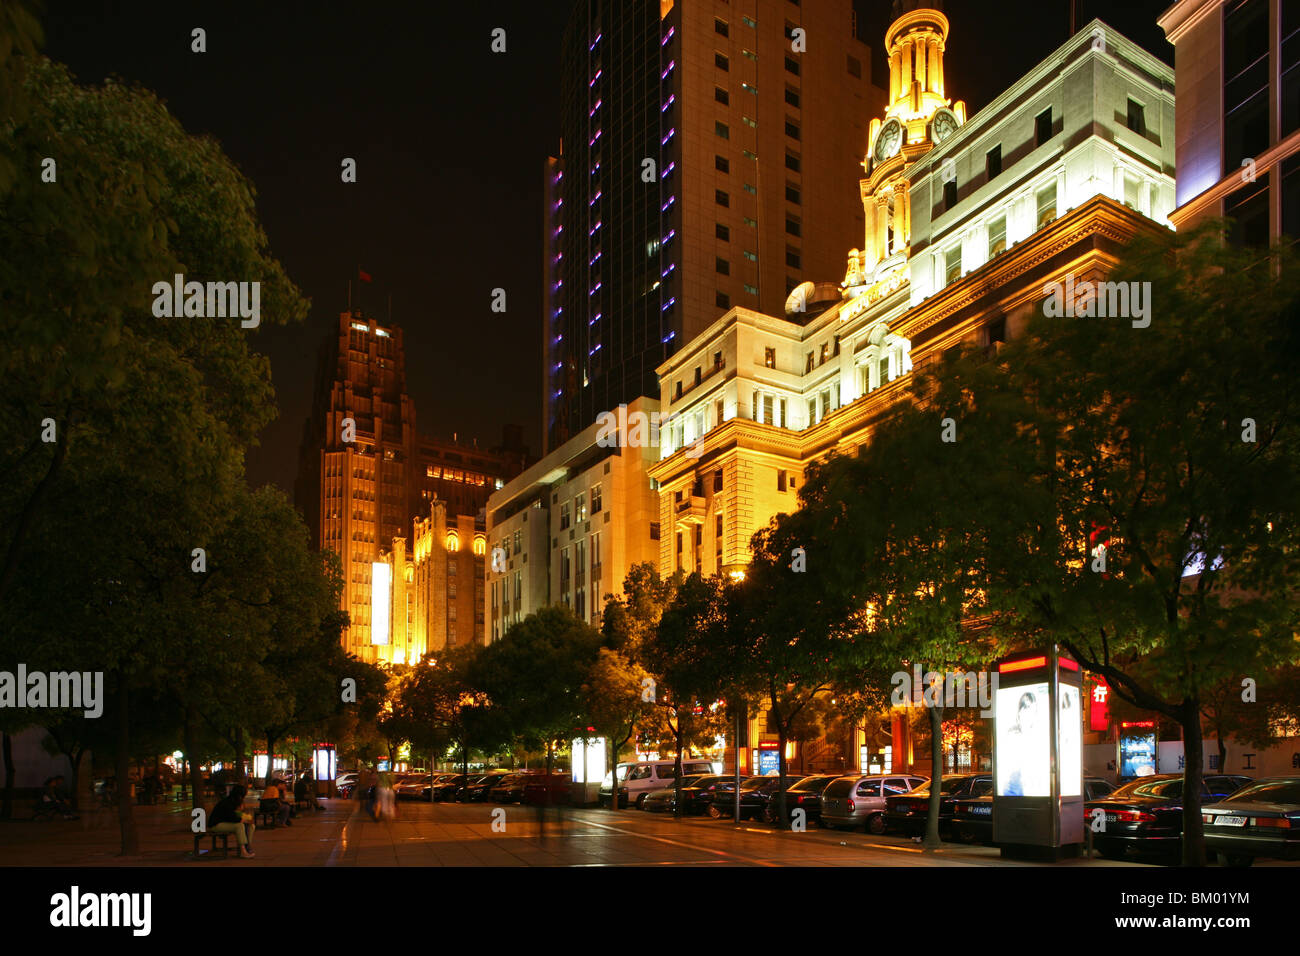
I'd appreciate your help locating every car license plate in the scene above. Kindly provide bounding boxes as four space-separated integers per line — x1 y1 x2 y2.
971 806 991 816
1105 813 1119 823
1215 815 1247 827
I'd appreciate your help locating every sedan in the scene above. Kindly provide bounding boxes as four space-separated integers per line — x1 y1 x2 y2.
883 773 993 838
1203 776 1300 866
951 776 1115 844
488 772 535 804
706 776 767 819
429 774 469 802
762 774 840 826
1085 773 1252 860
456 772 511 802
641 775 732 814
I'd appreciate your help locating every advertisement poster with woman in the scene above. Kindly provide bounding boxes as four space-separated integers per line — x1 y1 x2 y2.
996 684 1050 797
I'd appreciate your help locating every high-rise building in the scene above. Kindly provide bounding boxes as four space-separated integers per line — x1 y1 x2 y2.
648 10 1176 774
543 0 884 453
1159 0 1300 243
297 310 529 664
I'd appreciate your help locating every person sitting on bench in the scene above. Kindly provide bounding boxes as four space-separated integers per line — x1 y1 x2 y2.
294 774 321 811
41 776 78 820
260 780 292 827
208 785 255 859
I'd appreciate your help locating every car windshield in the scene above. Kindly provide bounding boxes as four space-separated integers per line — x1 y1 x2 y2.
824 779 855 797
1131 779 1181 798
792 776 837 791
740 777 770 790
1110 776 1173 797
1221 781 1300 805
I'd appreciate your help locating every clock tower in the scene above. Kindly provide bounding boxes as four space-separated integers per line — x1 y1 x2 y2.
845 1 966 295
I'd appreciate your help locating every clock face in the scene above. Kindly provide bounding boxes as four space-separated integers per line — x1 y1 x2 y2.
931 109 959 144
874 119 903 163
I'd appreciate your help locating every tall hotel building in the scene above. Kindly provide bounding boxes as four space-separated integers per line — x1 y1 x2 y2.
297 311 529 664
648 5 1176 772
542 0 884 452
1159 0 1300 240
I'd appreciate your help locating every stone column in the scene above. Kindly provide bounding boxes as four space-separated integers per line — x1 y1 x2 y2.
864 200 877 267
889 49 901 103
915 36 928 90
900 39 913 96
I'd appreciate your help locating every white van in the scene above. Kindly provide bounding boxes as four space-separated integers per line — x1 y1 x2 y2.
599 759 716 809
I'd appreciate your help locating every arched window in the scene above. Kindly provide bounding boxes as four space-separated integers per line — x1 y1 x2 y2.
446 531 460 553
472 535 486 556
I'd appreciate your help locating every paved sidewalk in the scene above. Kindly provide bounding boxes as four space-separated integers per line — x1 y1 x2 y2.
0 797 352 866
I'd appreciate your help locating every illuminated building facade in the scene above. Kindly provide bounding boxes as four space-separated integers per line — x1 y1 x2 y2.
648 8 1176 773
543 0 883 453
1159 0 1300 242
486 396 661 641
297 311 528 664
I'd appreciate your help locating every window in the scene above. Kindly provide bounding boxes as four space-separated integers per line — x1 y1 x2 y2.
945 248 961 285
785 216 801 237
560 547 571 587
716 189 730 207
785 183 801 204
986 145 1002 179
777 470 787 491
694 367 701 385
833 335 841 357
715 52 730 71
716 222 730 241
1226 172 1271 247
1283 154 1300 240
1224 0 1270 167
988 216 1007 256
591 531 601 570
650 522 660 540
744 283 758 295
786 249 801 269
944 179 958 209
742 49 757 61
742 15 756 28
742 116 757 129
675 532 682 569
714 18 729 37
714 351 723 369
805 351 815 373
591 483 602 514
743 182 757 194
785 87 800 108
764 347 776 369
716 257 730 275
784 119 800 140
847 54 862 78
1035 108 1053 146
560 501 571 530
576 492 587 522
741 82 757 96
744 216 758 228
716 291 731 309
715 87 730 106
742 249 757 262
1036 183 1057 227
820 342 829 365
715 154 730 173
512 529 522 554
1126 98 1145 136
986 316 1007 346
714 469 724 492
1285 0 1300 137
715 121 730 139
785 55 800 75
785 152 801 173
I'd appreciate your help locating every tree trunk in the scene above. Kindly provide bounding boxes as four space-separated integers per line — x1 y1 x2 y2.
115 679 139 855
67 748 84 811
1181 701 1208 867
1216 732 1227 775
672 717 684 819
265 733 276 787
183 704 204 809
607 737 619 812
924 702 943 850
776 722 789 830
234 726 246 788
1 732 15 820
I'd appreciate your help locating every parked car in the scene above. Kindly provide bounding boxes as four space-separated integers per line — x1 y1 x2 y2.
883 773 993 837
522 772 572 806
488 772 535 804
600 759 716 809
641 774 730 814
1085 773 1252 860
706 775 772 819
951 776 1115 844
429 774 469 802
1203 776 1300 867
394 774 438 801
761 774 840 826
821 774 928 833
457 771 512 802
729 774 813 821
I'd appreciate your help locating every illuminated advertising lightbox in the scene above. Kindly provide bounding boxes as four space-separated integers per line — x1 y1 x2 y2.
1058 684 1081 797
570 737 606 784
1089 678 1112 732
371 562 390 645
995 683 1051 796
757 745 779 776
1119 723 1157 780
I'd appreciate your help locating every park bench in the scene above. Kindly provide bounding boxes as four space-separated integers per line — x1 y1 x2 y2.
192 831 231 859
254 800 279 828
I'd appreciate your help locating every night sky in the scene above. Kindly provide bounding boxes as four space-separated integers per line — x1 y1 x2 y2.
41 0 1172 496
